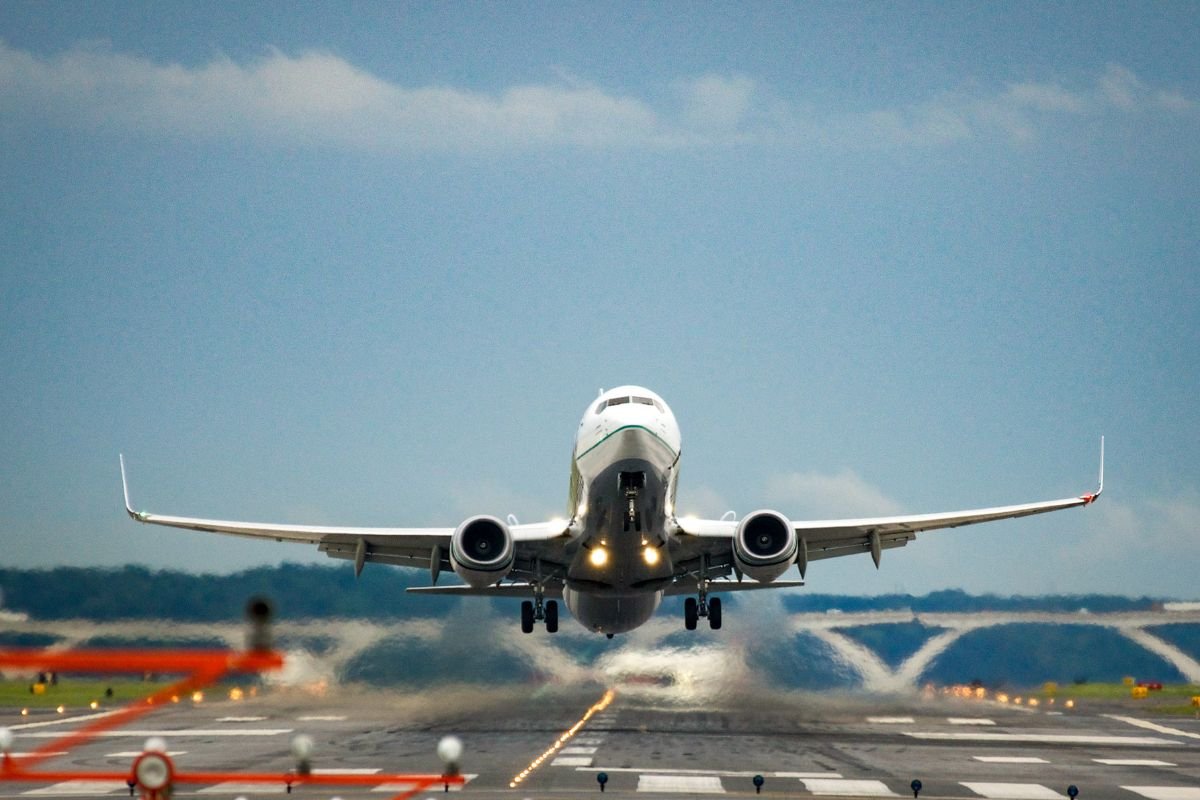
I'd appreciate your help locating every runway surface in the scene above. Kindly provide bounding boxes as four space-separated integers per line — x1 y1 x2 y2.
1 686 1197 799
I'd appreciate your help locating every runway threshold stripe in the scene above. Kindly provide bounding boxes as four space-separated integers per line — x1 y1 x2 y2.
105 750 186 757
961 783 1066 799
973 756 1049 763
1094 759 1176 766
552 756 593 766
197 783 288 794
1121 789 1200 800
8 711 121 730
297 714 347 721
800 778 898 796
637 774 724 793
905 732 1180 745
868 716 915 724
22 781 128 796
579 767 842 778
1105 714 1200 741
22 729 292 738
950 717 996 725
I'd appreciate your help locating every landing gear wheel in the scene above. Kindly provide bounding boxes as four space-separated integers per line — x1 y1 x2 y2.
545 600 559 633
684 597 698 630
708 597 722 630
520 600 534 634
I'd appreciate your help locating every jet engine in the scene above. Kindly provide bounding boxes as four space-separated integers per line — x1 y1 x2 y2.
733 510 797 583
449 515 515 588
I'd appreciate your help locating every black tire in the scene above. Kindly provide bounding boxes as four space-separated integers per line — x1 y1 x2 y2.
545 600 559 633
684 597 698 630
708 597 722 630
520 600 535 634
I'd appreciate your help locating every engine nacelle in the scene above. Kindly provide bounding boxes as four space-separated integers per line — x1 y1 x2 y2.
450 515 515 588
733 510 797 583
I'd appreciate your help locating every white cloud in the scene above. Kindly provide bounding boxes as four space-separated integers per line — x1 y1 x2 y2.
764 469 904 518
0 42 1194 152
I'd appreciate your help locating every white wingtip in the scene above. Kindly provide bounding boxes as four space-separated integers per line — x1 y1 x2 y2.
119 454 143 520
1081 437 1104 505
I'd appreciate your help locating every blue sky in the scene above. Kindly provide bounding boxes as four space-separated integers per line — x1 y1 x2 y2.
1 2 1197 597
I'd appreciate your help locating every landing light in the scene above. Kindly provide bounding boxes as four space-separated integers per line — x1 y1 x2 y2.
643 546 660 566
589 547 608 568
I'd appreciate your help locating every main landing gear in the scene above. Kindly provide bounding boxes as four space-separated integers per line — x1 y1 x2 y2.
684 594 722 630
521 592 558 634
684 553 722 630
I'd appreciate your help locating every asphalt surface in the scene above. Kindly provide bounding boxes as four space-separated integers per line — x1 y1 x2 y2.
1 685 1197 800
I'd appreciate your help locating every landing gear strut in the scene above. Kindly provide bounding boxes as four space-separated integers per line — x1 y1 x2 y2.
619 472 645 532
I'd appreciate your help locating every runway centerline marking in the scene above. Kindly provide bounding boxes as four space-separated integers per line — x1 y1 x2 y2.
1094 758 1176 766
1105 714 1200 740
867 716 914 724
105 750 186 757
973 756 1049 763
297 714 347 721
950 717 996 725
961 782 1066 799
216 716 267 722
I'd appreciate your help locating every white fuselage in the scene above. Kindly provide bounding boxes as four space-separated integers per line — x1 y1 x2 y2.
563 386 683 633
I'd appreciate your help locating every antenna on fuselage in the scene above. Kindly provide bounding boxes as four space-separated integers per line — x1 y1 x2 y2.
598 387 605 397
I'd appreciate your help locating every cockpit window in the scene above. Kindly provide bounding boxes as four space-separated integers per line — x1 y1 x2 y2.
595 400 607 414
606 396 630 407
633 396 654 405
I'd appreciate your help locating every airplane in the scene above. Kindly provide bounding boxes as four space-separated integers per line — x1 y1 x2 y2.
121 385 1103 637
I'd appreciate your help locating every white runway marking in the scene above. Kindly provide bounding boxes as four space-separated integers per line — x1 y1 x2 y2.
197 782 288 794
573 736 606 745
950 717 996 725
23 780 128 795
580 767 841 778
217 715 267 722
22 728 292 738
559 746 597 754
867 716 914 724
8 711 120 730
1094 758 1175 766
105 750 186 757
312 768 382 774
1121 789 1200 800
960 782 1066 799
637 774 725 793
371 773 475 793
1105 714 1200 740
800 778 898 796
973 756 1048 763
297 714 347 721
905 731 1180 745
552 756 593 766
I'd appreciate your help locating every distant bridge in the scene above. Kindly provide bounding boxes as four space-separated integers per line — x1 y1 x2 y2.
789 609 1200 692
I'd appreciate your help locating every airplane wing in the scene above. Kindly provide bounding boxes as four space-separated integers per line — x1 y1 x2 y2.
676 439 1104 571
120 456 569 579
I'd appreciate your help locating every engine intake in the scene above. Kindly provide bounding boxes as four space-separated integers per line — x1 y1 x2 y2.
733 510 797 583
450 515 515 588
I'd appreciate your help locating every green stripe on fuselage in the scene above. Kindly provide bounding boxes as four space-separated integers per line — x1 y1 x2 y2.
575 424 678 462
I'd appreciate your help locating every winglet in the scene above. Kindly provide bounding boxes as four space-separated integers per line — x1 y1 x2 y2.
119 454 147 521
1081 437 1104 504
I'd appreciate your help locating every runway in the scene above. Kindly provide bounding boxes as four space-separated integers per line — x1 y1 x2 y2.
1 686 1197 799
